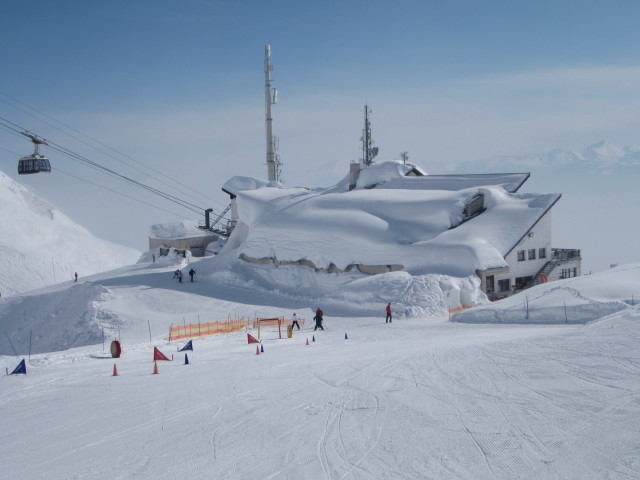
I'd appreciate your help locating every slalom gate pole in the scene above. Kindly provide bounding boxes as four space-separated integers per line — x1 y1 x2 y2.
3 332 18 357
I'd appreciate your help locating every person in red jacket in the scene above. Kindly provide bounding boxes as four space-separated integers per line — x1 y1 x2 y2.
385 303 392 323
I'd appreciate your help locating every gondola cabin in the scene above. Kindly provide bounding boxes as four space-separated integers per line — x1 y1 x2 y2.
18 131 51 175
18 154 51 174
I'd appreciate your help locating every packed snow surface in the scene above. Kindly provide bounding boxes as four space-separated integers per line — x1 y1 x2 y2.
3 161 640 478
2 260 640 479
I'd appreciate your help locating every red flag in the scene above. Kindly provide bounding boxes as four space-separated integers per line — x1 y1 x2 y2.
247 333 260 344
153 347 171 361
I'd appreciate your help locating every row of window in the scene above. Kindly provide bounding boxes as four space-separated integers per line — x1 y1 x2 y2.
560 267 578 279
489 269 578 294
487 276 534 293
517 248 546 261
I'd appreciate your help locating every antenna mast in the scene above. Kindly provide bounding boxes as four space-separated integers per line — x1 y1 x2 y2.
264 44 281 182
360 104 378 166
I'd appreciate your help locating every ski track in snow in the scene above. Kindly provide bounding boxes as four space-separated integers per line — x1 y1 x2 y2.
3 307 640 478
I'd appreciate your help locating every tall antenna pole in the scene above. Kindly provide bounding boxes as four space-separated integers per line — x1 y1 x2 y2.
264 44 281 182
360 104 377 166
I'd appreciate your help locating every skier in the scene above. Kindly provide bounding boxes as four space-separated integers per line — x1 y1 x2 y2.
74 272 78 283
291 312 300 330
386 303 392 323
313 308 324 331
177 270 183 283
188 268 196 282
152 254 156 263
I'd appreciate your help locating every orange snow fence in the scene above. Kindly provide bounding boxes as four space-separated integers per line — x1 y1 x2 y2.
448 305 474 317
169 317 246 342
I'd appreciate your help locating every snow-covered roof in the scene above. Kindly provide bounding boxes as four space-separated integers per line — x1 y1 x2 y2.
224 161 560 277
222 176 284 197
149 220 213 239
378 172 531 193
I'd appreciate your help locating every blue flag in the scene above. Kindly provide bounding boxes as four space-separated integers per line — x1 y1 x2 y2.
11 359 26 375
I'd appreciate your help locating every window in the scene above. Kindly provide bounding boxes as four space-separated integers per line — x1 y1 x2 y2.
498 279 510 292
528 249 536 260
464 194 485 217
515 276 533 290
517 250 525 261
539 248 546 259
560 268 577 279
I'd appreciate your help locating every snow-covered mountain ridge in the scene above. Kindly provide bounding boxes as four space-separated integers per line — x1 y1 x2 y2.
0 169 141 296
483 141 640 173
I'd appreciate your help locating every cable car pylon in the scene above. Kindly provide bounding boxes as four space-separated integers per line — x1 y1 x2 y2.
18 131 51 175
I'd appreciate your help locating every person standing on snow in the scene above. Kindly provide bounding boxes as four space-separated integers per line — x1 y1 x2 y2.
385 303 392 323
291 313 300 330
313 308 324 331
74 272 78 283
188 268 196 282
177 270 183 283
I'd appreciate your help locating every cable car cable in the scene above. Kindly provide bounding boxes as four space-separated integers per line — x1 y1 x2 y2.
1 116 231 221
0 92 228 210
54 166 191 219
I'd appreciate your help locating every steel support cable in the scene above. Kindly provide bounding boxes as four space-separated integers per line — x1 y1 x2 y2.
0 118 24 136
45 142 205 216
0 115 213 216
1 116 232 223
0 134 191 218
1 114 205 212
54 166 190 219
0 92 229 210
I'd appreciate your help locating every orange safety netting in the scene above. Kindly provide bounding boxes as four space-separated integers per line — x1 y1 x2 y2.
169 317 246 341
448 305 474 317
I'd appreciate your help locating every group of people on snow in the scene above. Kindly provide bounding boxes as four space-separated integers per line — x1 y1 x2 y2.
173 268 196 283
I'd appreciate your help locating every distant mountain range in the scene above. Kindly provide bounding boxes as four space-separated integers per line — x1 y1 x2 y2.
482 141 640 174
0 170 141 297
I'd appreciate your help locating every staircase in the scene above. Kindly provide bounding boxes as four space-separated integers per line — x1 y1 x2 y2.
528 248 582 288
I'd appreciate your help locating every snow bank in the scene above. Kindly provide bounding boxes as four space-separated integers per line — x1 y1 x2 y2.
454 263 640 324
0 282 113 354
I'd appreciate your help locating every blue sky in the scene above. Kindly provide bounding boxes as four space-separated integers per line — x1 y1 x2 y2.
1 0 639 272
4 0 639 109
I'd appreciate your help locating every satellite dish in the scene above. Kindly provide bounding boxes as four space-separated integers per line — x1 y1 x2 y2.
371 147 379 159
